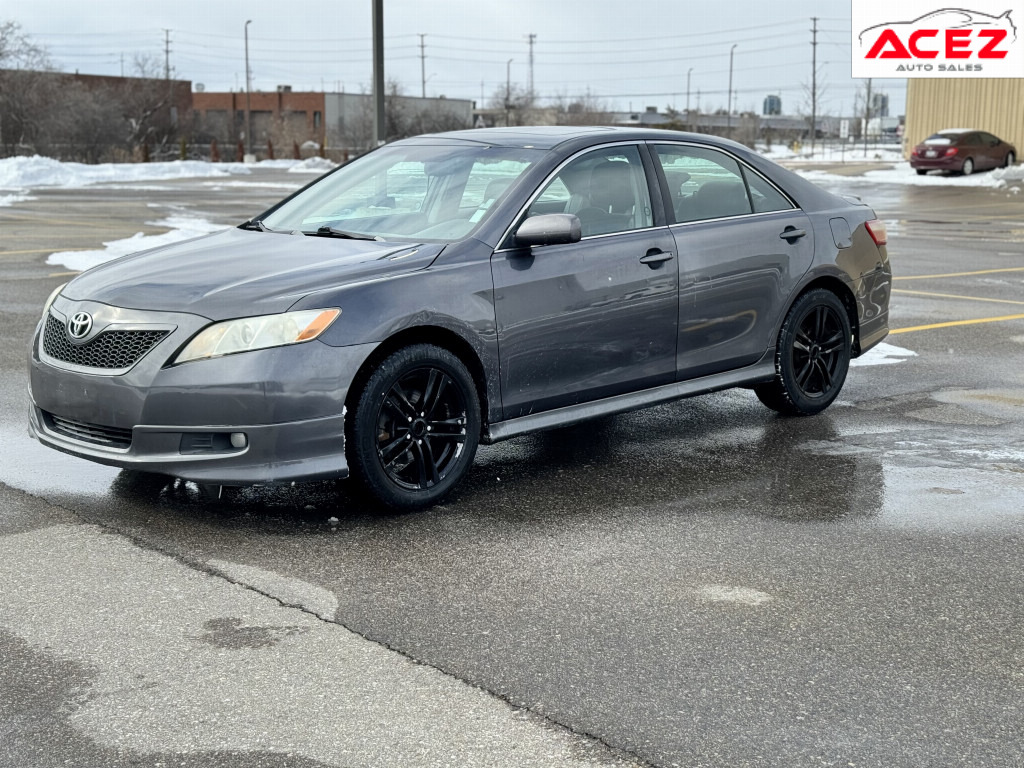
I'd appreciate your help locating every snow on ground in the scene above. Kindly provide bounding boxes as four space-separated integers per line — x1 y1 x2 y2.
759 142 905 164
797 164 1024 192
851 342 918 367
47 216 225 273
0 155 336 192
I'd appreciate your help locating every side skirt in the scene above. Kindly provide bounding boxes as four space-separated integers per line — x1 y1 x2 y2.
483 352 777 444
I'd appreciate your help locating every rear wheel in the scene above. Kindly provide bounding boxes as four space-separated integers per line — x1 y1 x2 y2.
961 157 974 176
915 169 927 176
755 289 852 416
349 344 480 510
1006 151 1016 168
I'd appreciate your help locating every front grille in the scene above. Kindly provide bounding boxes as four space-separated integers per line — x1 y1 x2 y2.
43 314 169 370
46 413 133 449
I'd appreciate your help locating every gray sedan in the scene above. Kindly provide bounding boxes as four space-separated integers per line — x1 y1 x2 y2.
28 127 892 509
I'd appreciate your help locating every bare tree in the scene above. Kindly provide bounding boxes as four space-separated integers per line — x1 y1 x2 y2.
487 83 538 126
549 90 613 126
0 21 59 155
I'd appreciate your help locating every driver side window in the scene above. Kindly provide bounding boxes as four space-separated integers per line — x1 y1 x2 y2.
528 145 653 238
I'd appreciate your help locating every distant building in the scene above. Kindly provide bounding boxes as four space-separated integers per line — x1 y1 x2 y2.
763 95 782 116
870 93 889 118
192 90 474 156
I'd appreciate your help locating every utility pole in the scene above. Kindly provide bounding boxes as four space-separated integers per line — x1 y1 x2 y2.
526 33 536 100
419 34 427 98
505 59 513 126
163 29 171 80
810 16 818 158
863 77 873 156
164 29 175 128
727 44 737 136
686 67 693 129
372 0 385 146
244 20 252 158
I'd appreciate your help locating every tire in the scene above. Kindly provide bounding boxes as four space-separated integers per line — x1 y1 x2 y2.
961 157 974 176
915 169 927 176
754 289 852 417
1005 152 1016 168
348 344 480 510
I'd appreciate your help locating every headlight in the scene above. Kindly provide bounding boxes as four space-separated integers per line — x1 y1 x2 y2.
172 308 341 364
41 283 67 319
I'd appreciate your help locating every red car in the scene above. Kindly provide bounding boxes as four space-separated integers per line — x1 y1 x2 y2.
910 129 1017 176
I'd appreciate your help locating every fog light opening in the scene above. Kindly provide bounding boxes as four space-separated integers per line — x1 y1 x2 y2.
230 432 248 449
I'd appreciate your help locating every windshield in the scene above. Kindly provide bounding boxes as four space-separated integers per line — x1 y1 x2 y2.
262 143 543 242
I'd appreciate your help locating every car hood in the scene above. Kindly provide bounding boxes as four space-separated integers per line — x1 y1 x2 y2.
62 227 444 319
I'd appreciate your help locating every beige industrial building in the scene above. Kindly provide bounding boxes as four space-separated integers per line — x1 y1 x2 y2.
904 79 1024 157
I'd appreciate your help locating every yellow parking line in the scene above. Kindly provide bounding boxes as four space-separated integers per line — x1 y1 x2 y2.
891 313 1024 334
893 289 1024 306
894 267 1024 280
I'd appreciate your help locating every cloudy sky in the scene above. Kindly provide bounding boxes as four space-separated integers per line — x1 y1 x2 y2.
10 1 906 117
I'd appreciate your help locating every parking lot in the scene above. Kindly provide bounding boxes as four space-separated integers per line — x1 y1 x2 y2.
1 166 1022 767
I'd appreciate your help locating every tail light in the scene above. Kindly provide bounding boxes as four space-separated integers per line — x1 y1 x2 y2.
865 219 887 246
944 147 959 157
911 147 920 156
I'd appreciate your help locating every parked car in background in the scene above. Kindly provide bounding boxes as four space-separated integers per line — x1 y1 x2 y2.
910 129 1016 176
29 127 891 510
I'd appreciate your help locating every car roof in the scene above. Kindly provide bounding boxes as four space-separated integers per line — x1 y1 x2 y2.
397 125 751 153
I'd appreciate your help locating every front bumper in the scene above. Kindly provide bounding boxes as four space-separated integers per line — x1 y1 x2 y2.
29 299 378 485
28 401 349 485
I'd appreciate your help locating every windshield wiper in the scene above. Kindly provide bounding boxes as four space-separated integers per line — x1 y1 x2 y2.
311 226 382 241
241 219 304 235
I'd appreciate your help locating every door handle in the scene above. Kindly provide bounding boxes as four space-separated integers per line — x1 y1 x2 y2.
639 250 675 266
779 228 807 241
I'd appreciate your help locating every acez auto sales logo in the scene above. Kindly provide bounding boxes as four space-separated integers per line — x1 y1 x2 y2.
852 1 1024 77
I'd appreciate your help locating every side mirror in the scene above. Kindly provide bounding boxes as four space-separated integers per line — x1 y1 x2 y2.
514 213 582 247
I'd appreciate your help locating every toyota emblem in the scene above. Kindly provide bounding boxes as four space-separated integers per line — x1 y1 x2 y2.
67 312 93 340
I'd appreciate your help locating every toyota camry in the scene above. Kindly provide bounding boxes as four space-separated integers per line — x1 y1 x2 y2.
29 127 891 509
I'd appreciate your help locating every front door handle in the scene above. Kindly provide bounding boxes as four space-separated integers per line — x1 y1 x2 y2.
780 227 807 241
639 250 675 267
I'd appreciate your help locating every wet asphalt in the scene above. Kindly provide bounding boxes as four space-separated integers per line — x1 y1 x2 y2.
1 167 1022 768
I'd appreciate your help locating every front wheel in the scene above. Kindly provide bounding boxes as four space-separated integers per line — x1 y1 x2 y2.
961 157 974 176
349 344 480 510
755 289 852 416
1005 152 1016 168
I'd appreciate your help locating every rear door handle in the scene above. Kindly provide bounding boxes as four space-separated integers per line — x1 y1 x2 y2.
780 228 807 241
639 250 675 266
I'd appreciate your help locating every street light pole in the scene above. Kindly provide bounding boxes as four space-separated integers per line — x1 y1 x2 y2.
727 44 737 137
244 20 252 159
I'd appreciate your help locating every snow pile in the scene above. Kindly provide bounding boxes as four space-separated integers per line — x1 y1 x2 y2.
797 165 1018 189
760 143 905 163
851 342 917 367
46 216 225 273
986 165 1024 193
288 156 337 174
0 155 335 191
0 156 252 190
0 192 35 207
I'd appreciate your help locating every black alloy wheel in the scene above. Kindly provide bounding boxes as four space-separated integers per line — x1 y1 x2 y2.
349 344 480 510
755 289 852 416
